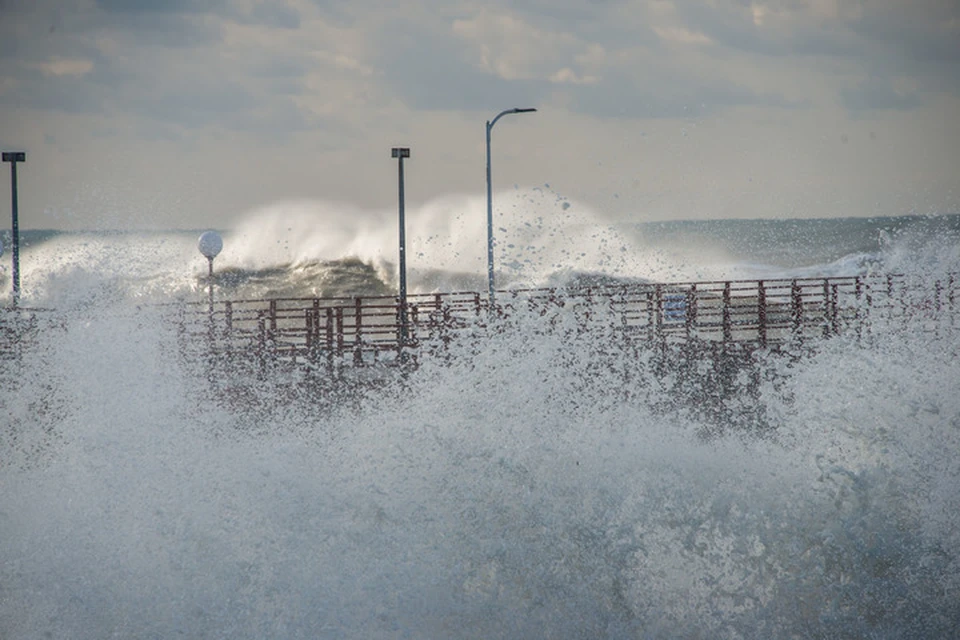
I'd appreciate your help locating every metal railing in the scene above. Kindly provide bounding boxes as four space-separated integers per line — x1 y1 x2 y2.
169 273 957 372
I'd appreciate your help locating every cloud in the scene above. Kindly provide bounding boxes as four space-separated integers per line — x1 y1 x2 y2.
565 66 800 119
840 77 924 112
371 10 547 112
1 0 956 147
653 26 712 46
305 0 358 27
94 0 227 14
247 3 301 30
0 0 322 136
549 67 599 85
452 10 585 81
670 0 859 58
852 1 960 63
0 53 128 115
32 56 94 76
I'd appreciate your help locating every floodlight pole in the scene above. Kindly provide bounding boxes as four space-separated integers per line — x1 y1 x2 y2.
391 147 411 345
2 151 25 307
486 108 536 309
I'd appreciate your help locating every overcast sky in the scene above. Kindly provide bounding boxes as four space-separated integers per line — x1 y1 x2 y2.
0 0 958 230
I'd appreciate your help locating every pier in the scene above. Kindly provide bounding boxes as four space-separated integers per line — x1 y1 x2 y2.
2 273 954 373
168 273 955 376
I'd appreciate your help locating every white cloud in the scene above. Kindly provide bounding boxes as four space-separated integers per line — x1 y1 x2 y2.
0 0 957 229
653 26 711 45
326 52 375 76
452 10 587 81
0 75 17 96
549 67 599 85
33 57 95 77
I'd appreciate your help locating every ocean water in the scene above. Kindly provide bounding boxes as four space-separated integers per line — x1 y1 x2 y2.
2 200 959 638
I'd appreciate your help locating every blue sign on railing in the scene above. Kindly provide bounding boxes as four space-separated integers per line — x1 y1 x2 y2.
664 293 687 323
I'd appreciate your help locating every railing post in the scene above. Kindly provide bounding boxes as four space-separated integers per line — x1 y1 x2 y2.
224 301 233 337
354 333 364 367
305 308 314 352
757 280 767 347
949 274 956 312
830 283 840 335
335 307 344 357
685 284 696 339
354 297 363 344
325 307 335 373
854 277 864 341
257 311 267 379
304 308 312 350
307 300 319 359
949 274 956 328
791 280 803 337
652 285 662 341
822 280 830 337
722 281 732 343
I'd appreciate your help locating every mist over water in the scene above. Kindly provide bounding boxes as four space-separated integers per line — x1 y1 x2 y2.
5 198 959 306
2 207 960 638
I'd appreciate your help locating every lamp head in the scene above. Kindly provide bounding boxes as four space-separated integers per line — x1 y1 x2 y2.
198 230 223 259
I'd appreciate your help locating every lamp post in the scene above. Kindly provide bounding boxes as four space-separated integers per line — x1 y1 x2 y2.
2 151 25 307
391 147 410 345
197 230 223 314
486 108 536 308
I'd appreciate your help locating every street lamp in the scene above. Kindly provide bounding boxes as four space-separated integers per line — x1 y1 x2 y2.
2 151 25 307
391 147 411 345
198 230 223 314
486 108 536 308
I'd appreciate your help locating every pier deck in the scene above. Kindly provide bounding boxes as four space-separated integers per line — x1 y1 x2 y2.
167 273 955 374
1 273 954 369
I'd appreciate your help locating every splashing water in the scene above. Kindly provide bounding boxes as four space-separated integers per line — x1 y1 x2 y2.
2 211 959 638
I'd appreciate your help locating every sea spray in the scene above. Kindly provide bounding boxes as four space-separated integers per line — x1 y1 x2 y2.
2 214 959 638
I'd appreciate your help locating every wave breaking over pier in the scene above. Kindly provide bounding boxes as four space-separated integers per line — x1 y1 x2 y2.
2 212 960 638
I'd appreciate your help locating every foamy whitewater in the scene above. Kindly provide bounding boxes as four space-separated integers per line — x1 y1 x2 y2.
2 195 959 638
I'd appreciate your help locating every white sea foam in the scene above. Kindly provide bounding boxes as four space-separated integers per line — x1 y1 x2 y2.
5 211 957 307
3 213 960 637
2 247 959 637
205 190 711 292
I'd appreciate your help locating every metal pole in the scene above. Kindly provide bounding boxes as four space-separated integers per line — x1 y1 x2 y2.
206 255 215 348
484 108 536 309
2 151 25 308
207 256 215 313
10 161 18 308
398 154 407 343
391 147 411 345
197 230 222 345
486 120 494 308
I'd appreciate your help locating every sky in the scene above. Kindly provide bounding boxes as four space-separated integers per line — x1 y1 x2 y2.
0 0 958 231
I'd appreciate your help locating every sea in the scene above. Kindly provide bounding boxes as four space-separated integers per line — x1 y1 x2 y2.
2 196 959 639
